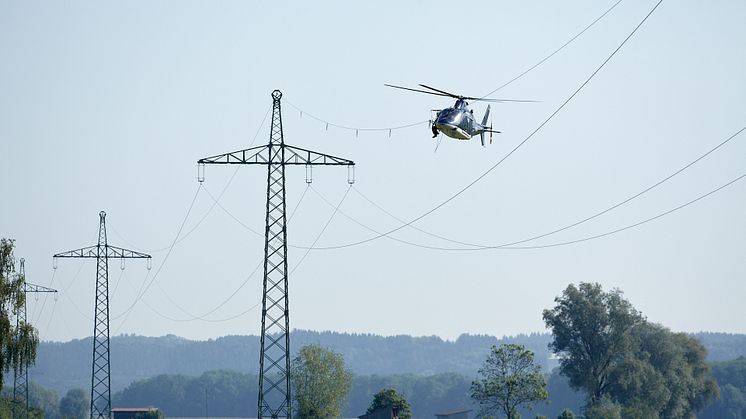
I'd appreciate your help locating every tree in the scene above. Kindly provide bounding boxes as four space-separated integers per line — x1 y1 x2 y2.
134 410 164 419
615 322 718 417
542 283 644 404
59 388 89 419
471 344 549 419
291 344 352 419
366 388 412 419
544 282 719 418
701 356 746 418
29 381 60 419
557 409 575 419
0 238 39 391
582 397 621 419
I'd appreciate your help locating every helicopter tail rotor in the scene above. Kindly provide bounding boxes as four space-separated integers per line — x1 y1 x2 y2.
479 105 491 147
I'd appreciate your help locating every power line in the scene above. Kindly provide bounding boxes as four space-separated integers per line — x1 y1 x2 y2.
134 183 348 324
285 99 429 134
110 105 273 254
110 184 202 324
140 184 313 323
479 0 624 99
284 0 625 135
293 0 666 251
289 185 351 276
346 124 746 250
311 168 746 251
505 171 746 249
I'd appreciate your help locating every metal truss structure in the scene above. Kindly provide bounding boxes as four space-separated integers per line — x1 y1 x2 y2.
54 212 151 419
198 90 354 419
12 259 57 419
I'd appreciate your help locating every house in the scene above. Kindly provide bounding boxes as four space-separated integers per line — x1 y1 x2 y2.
111 407 162 419
359 405 400 419
435 409 472 419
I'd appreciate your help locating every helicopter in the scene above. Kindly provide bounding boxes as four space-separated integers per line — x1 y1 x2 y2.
385 84 534 146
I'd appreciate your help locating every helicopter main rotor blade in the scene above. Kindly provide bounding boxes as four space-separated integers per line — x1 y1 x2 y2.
467 97 540 103
419 84 538 103
418 84 461 98
384 84 452 98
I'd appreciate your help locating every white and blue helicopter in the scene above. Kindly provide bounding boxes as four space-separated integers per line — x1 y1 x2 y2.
386 83 534 146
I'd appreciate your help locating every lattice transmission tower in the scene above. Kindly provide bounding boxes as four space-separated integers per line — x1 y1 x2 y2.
12 258 57 419
198 90 355 419
54 211 152 419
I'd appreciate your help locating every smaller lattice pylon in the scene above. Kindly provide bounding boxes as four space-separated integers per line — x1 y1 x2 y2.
54 211 152 419
12 258 58 419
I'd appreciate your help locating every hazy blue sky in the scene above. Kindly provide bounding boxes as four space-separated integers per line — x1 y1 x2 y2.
2 0 744 343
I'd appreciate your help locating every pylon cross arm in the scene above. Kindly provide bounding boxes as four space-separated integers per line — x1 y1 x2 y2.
53 245 151 259
197 144 355 167
53 245 98 258
24 282 58 293
105 245 152 259
283 145 355 166
198 144 270 165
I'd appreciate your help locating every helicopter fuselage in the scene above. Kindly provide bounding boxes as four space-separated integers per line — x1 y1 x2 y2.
434 99 485 140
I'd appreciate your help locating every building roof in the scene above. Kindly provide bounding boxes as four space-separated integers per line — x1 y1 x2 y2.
435 409 473 416
111 408 159 412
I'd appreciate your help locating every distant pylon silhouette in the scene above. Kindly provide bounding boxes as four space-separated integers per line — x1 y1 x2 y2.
54 212 152 419
12 258 57 419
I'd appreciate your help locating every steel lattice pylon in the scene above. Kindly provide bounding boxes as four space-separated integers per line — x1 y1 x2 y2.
54 212 151 419
12 259 57 419
198 90 354 419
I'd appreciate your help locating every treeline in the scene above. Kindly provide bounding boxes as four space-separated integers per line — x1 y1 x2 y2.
33 330 746 398
107 360 746 419
33 331 553 396
7 356 746 418
109 370 578 418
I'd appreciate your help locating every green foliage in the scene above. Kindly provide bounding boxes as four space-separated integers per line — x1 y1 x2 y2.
700 356 746 418
291 344 352 419
59 388 89 419
544 282 719 418
611 322 719 417
471 344 548 419
0 238 39 392
134 410 164 419
557 409 575 419
28 381 60 418
367 388 412 419
31 331 557 397
583 397 621 419
0 396 45 419
543 283 644 404
113 370 255 417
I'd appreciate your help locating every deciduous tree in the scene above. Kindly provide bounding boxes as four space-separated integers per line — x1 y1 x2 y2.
366 388 412 419
544 282 719 418
471 343 548 419
542 283 643 404
291 344 352 419
0 238 39 391
59 388 89 419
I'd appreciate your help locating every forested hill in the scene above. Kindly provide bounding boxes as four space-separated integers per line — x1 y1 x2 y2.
33 331 551 396
32 330 746 397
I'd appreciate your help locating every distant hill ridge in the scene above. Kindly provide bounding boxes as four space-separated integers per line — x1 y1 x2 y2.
32 330 746 397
